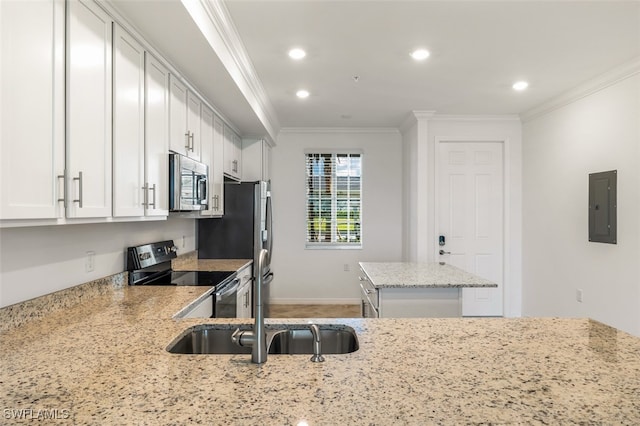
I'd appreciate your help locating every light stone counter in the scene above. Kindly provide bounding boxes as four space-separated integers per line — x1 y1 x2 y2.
359 261 497 288
2 285 640 424
171 250 252 272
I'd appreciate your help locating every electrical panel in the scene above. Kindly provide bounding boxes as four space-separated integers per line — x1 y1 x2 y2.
588 170 617 244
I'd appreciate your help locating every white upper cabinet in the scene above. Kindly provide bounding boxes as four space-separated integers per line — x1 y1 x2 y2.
242 139 272 182
186 91 202 161
0 0 65 220
223 124 242 181
169 75 201 160
199 105 214 216
66 0 113 218
200 110 225 217
169 75 188 156
144 53 170 216
112 24 144 217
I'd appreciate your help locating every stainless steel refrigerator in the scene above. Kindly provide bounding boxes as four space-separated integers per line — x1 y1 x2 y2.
197 181 273 317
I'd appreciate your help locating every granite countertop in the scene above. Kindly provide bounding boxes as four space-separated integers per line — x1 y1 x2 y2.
171 251 252 272
1 282 640 424
359 261 497 288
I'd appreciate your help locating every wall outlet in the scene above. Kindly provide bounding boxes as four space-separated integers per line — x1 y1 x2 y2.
85 251 95 273
343 263 350 272
576 289 583 303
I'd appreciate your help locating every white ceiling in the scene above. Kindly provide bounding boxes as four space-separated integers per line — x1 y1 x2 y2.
110 1 640 134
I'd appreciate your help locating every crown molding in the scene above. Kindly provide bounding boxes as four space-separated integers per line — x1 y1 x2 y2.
187 0 280 141
279 127 400 135
521 57 640 123
399 111 436 132
432 114 520 122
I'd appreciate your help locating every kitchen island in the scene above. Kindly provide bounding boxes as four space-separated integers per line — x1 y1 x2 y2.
1 281 639 424
359 261 497 317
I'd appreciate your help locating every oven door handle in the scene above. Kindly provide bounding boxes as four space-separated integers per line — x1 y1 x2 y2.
216 278 240 301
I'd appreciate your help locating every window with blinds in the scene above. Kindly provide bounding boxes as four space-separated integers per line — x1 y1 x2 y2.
305 152 362 248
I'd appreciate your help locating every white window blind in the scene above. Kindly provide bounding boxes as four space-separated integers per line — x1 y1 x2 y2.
305 152 362 248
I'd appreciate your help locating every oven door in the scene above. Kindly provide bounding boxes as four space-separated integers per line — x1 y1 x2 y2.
213 278 240 318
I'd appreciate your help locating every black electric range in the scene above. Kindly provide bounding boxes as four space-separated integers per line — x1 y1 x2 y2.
126 240 236 287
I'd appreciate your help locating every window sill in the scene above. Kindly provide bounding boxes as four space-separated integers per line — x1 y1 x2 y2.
305 244 363 250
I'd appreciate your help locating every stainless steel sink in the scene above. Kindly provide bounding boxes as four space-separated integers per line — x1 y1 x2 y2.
167 324 359 355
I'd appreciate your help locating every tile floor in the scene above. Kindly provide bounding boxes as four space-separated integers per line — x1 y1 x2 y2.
269 304 361 318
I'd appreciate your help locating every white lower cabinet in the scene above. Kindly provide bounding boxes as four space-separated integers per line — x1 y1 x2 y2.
378 287 461 318
66 0 113 218
236 264 253 318
0 0 65 220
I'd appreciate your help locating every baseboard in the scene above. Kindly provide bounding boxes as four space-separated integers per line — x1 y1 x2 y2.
270 298 361 305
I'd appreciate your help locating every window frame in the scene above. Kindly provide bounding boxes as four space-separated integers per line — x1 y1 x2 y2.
304 149 363 250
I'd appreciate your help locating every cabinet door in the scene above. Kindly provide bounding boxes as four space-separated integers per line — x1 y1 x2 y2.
237 264 253 318
66 0 112 218
186 91 201 161
211 115 225 215
199 105 214 216
168 75 188 155
112 24 144 217
0 0 65 220
144 53 169 216
233 133 242 179
223 124 240 180
241 139 271 182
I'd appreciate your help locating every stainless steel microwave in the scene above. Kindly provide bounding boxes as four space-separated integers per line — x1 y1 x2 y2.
169 153 208 211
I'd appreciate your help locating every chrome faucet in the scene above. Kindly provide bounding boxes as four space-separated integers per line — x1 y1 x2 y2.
309 324 325 363
231 249 269 364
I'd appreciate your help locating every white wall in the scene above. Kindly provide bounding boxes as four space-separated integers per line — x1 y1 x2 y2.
522 71 640 336
0 218 196 307
271 129 403 303
401 114 523 317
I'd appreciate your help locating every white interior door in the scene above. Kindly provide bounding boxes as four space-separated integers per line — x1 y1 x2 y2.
437 141 504 316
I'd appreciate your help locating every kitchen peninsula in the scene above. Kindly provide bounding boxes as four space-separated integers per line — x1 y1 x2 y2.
359 261 497 317
1 279 639 424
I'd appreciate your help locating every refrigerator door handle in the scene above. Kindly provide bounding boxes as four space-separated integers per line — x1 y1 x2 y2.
265 193 273 264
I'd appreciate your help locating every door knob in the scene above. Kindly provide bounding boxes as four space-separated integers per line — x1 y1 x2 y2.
439 249 451 255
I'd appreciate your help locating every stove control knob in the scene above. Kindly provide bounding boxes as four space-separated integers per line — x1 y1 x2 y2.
170 245 178 253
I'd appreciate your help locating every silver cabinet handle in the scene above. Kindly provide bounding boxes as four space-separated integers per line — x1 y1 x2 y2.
232 159 238 173
213 194 219 211
73 171 83 208
57 174 65 205
189 133 194 151
185 131 190 151
149 184 156 208
141 184 148 207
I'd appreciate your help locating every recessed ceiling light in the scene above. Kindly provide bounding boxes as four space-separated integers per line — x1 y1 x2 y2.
296 90 310 99
513 81 529 91
288 48 306 60
410 49 430 61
